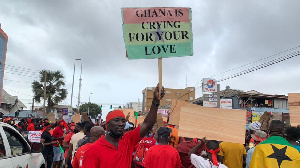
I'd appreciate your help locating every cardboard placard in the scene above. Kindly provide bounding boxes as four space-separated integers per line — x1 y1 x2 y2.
178 106 246 144
153 113 166 134
136 115 146 126
82 113 90 122
72 113 81 123
168 99 194 126
288 93 300 126
121 109 135 123
28 131 42 143
46 113 56 123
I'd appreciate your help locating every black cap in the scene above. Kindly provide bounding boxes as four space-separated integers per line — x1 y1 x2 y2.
157 127 172 137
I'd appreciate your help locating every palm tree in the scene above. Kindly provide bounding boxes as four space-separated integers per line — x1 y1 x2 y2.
32 70 67 112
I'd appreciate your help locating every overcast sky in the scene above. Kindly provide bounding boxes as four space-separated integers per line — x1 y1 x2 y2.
1 0 300 117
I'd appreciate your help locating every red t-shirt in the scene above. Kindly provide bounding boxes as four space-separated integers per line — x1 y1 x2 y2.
143 144 182 168
176 141 202 168
137 137 157 149
27 123 35 131
82 126 142 168
64 132 74 158
52 126 64 146
72 143 92 168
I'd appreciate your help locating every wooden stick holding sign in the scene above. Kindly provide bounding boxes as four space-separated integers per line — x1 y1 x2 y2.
158 58 162 95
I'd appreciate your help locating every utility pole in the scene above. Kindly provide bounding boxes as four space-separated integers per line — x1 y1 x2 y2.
217 84 220 108
71 59 81 113
77 61 82 113
88 93 93 115
71 63 75 109
43 71 47 119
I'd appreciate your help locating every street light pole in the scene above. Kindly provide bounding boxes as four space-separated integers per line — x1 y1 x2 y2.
89 93 93 103
77 60 82 114
88 93 93 115
71 59 81 113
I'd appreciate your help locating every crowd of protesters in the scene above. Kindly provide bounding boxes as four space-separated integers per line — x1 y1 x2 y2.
1 85 300 168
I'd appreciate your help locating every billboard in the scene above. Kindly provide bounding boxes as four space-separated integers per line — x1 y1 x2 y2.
62 108 68 115
202 78 217 92
220 99 232 109
0 27 8 104
203 101 217 108
122 7 193 59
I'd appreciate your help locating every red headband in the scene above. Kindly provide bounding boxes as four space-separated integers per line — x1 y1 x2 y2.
106 110 125 124
204 146 220 166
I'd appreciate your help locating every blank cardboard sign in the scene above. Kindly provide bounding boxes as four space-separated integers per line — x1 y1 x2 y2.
72 113 81 123
122 109 135 123
178 106 246 144
168 99 194 126
288 93 300 126
46 113 56 123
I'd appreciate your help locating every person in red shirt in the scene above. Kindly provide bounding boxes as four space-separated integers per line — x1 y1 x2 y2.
72 126 105 168
82 85 165 168
27 118 35 131
133 134 157 167
176 137 202 168
52 120 65 168
63 126 75 168
143 127 182 168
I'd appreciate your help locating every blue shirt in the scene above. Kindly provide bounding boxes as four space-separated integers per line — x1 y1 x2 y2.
246 147 255 168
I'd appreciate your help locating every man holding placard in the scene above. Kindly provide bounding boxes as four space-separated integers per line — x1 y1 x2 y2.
82 85 165 168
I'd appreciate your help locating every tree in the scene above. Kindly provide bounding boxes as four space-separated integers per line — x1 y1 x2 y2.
79 103 102 119
32 70 67 112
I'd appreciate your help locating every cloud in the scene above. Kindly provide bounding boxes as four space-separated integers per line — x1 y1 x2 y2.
1 0 300 116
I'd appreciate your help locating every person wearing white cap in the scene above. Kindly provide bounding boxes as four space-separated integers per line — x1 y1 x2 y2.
248 121 262 149
248 121 261 131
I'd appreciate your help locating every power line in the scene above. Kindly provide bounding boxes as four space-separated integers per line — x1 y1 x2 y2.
3 88 33 97
164 46 300 111
4 78 32 84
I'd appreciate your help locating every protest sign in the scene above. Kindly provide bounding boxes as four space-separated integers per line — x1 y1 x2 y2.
136 115 146 125
46 113 55 123
288 93 300 126
28 131 42 143
82 113 90 122
153 113 165 134
72 113 81 123
121 109 135 123
168 99 194 126
178 106 246 144
157 109 169 116
122 7 193 60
